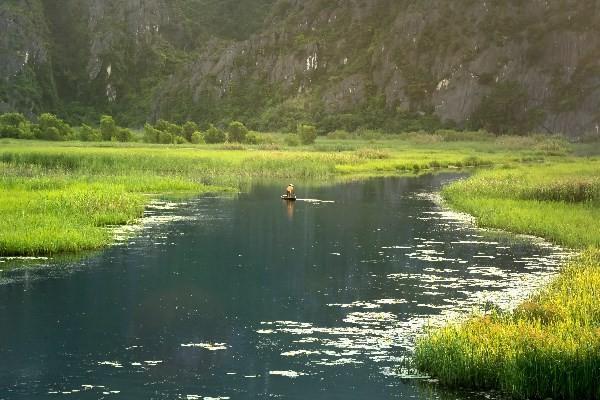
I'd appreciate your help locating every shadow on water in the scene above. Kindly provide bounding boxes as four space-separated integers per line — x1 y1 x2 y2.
0 174 570 399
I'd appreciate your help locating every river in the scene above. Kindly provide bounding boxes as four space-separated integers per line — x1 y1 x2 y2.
0 174 570 399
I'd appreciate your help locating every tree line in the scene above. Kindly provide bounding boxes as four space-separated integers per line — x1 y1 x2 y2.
0 112 318 145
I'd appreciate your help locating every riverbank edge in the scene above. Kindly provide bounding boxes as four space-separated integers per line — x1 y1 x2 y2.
413 167 600 400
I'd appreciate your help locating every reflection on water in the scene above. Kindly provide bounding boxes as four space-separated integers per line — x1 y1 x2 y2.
0 175 571 399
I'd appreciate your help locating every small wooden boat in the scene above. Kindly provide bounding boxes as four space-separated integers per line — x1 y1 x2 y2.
281 194 297 201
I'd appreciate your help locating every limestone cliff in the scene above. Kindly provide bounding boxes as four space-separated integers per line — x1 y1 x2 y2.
2 0 599 135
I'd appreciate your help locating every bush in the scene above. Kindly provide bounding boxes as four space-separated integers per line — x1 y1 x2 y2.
79 124 102 142
326 130 353 140
174 135 187 144
356 129 383 141
158 131 173 144
0 112 28 127
38 113 72 141
228 121 248 143
114 127 134 142
0 113 29 138
284 134 300 146
298 124 317 145
191 131 205 144
244 132 259 144
100 115 118 141
204 124 226 144
0 124 23 139
17 124 34 140
156 119 183 138
182 121 199 142
144 123 161 143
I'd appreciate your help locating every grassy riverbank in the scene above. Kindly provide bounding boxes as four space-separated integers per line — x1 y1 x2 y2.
0 135 593 257
415 162 600 399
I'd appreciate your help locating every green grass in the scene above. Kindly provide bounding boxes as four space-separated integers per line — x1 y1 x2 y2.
415 161 600 399
0 135 589 256
415 249 600 400
442 162 600 248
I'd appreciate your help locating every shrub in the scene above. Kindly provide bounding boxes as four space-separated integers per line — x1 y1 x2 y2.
326 130 352 140
244 132 259 144
17 124 34 140
228 121 248 143
158 131 173 144
0 113 29 138
0 112 28 127
144 123 161 143
298 124 317 145
79 124 102 142
114 127 133 142
182 121 198 142
38 113 72 141
156 119 183 138
191 131 204 144
174 135 187 144
284 134 300 146
204 124 226 144
100 115 118 141
356 129 383 141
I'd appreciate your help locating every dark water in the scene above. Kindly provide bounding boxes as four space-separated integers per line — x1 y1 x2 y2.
0 175 570 400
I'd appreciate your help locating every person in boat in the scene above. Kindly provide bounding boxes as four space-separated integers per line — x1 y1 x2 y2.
285 183 295 198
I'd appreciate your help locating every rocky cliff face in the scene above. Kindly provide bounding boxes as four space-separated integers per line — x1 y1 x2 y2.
2 0 600 135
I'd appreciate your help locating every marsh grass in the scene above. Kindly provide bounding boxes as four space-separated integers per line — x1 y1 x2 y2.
442 162 600 248
415 249 600 400
416 161 600 399
0 137 590 255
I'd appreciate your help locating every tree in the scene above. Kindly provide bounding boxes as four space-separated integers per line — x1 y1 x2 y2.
100 115 118 141
156 119 183 138
144 123 161 143
114 127 133 142
228 121 248 142
38 113 72 141
298 124 317 145
182 121 199 142
470 81 543 135
204 124 226 143
79 124 102 141
191 131 204 144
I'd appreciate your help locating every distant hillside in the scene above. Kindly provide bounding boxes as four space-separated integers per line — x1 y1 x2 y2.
2 0 599 135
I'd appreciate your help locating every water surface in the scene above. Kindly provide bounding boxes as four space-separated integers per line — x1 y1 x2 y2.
0 175 570 399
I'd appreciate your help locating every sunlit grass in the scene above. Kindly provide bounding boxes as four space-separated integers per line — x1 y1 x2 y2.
416 161 600 399
442 162 600 248
415 249 600 400
0 137 591 256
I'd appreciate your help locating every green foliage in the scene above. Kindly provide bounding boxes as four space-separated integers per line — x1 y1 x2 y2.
156 119 183 138
191 131 205 144
79 124 102 142
284 133 300 147
182 121 199 142
244 132 259 145
0 113 31 139
100 115 118 141
38 113 72 141
114 127 134 143
228 121 248 143
158 130 173 144
144 123 161 143
470 81 543 135
204 124 226 144
298 124 317 145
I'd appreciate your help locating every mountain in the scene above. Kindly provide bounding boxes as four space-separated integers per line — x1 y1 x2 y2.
2 0 599 135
